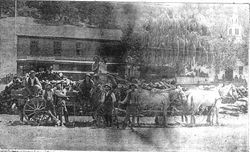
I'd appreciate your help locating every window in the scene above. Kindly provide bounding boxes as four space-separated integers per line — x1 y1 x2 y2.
229 29 232 35
239 66 243 75
76 42 82 56
30 40 39 55
59 64 73 71
53 41 61 56
235 28 239 35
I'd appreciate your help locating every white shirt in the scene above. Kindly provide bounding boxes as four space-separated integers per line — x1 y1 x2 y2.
99 62 107 74
101 91 116 103
30 78 35 86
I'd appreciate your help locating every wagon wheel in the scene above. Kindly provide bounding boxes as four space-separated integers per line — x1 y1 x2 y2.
23 97 50 126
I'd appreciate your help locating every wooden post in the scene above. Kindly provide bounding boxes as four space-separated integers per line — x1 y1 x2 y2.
177 39 180 62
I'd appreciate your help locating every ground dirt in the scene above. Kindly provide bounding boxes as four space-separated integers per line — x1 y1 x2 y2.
0 114 248 151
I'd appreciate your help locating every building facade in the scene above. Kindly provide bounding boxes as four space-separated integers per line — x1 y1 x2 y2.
0 17 125 80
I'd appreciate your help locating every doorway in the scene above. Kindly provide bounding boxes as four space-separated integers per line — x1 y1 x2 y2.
225 68 233 81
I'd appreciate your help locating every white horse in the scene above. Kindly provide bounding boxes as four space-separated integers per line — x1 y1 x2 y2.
180 84 239 125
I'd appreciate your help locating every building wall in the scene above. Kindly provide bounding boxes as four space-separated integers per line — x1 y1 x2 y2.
0 17 123 77
17 36 101 59
0 18 17 77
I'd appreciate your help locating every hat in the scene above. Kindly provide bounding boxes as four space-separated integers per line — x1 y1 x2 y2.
45 83 53 89
93 56 100 61
129 83 138 89
104 83 112 89
29 70 36 74
85 73 91 77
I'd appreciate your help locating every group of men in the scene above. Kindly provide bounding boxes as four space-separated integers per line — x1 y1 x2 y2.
11 55 140 128
90 55 140 127
11 70 69 126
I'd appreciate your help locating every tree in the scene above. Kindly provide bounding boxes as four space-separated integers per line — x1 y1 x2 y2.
24 1 118 28
120 3 249 77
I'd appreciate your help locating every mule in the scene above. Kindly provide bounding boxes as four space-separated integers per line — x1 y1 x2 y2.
137 87 186 126
180 84 239 125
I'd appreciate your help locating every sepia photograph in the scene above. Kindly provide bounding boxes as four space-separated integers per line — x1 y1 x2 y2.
0 0 249 151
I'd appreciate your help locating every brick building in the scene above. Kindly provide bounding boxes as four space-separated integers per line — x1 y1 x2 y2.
0 17 125 80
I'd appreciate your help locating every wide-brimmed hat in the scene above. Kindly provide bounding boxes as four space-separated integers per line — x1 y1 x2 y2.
93 56 100 61
45 83 53 89
85 73 91 77
129 83 138 89
29 70 36 74
103 83 112 89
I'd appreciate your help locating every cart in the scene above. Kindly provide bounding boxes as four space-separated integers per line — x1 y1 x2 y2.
23 96 52 125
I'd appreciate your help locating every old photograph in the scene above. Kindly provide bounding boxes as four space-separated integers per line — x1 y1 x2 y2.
0 0 249 151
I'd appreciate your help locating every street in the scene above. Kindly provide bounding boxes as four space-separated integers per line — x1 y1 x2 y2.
0 114 248 151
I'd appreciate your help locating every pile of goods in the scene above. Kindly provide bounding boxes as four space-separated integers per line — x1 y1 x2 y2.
138 78 177 90
220 85 248 116
0 77 24 114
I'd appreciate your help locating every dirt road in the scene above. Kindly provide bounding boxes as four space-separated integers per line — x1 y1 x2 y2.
0 114 248 151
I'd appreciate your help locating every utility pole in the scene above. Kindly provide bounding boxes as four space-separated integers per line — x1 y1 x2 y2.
14 0 18 75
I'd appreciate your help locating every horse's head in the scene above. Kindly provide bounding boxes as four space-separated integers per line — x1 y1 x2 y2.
175 86 188 103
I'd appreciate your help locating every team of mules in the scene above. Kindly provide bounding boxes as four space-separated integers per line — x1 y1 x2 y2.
90 83 239 127
115 83 239 127
169 84 239 126
8 74 240 127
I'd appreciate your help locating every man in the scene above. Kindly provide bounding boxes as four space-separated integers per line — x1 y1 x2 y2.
99 57 107 74
92 56 100 74
121 83 139 128
54 83 69 126
43 83 60 125
25 70 42 97
79 73 94 108
91 74 102 110
101 83 116 127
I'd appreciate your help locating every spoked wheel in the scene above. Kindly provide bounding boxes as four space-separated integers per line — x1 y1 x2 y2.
23 97 50 126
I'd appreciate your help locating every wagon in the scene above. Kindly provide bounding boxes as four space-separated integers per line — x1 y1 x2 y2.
10 88 52 125
23 96 52 125
9 73 129 126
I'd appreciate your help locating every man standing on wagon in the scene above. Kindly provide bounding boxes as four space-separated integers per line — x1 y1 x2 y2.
121 83 139 128
92 56 100 74
101 83 116 127
25 70 42 97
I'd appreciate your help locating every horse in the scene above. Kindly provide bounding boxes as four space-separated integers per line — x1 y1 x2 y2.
179 84 239 125
136 87 186 126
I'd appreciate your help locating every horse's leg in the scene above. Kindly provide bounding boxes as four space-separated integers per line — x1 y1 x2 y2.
215 107 219 125
206 110 211 124
137 116 140 127
181 115 184 122
190 112 194 124
185 115 188 123
155 115 158 125
131 116 135 127
190 115 192 124
193 115 196 124
191 111 196 125
162 105 167 127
